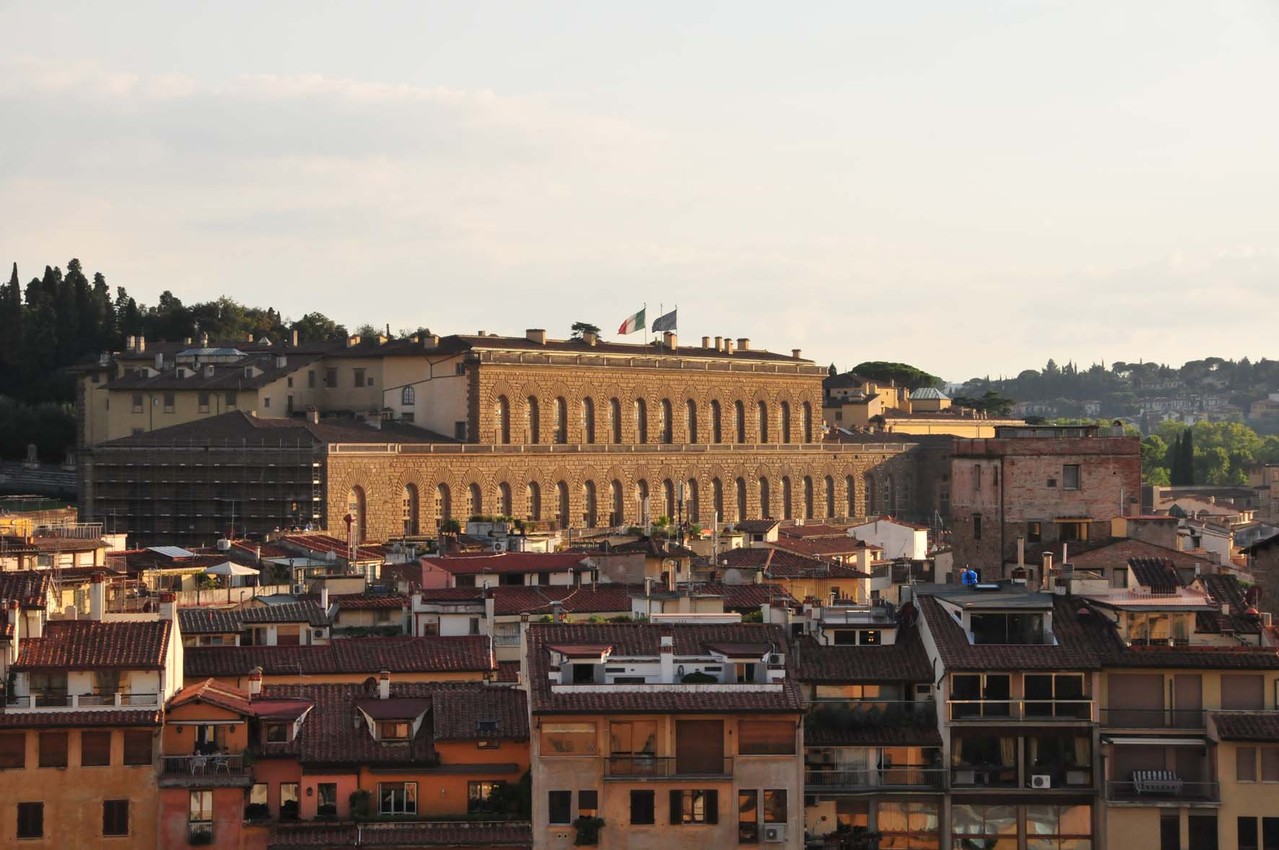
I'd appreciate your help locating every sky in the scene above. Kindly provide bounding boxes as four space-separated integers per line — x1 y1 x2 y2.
2 1 1277 382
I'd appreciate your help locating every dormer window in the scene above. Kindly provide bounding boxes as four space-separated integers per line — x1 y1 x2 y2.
572 664 596 684
379 721 411 742
265 723 290 743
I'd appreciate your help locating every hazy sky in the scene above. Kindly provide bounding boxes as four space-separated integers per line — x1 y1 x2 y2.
2 2 1277 381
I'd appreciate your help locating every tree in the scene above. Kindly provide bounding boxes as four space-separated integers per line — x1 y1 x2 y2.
570 322 601 340
292 312 348 343
850 361 942 391
1141 435 1171 485
952 391 1015 417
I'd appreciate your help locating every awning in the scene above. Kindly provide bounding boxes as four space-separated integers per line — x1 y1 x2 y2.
1103 737 1207 746
204 561 259 577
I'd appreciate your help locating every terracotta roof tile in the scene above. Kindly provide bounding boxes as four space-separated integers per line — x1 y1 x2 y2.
0 571 52 608
432 687 528 741
168 678 255 715
0 709 161 729
735 520 781 534
421 552 590 576
779 524 854 540
1213 711 1279 742
14 620 171 670
184 636 494 678
718 547 869 579
796 629 933 683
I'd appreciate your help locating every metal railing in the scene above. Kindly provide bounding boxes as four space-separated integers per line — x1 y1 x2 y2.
604 755 733 778
7 692 161 710
950 766 1020 788
947 700 1094 722
805 766 945 790
806 699 937 730
161 754 250 778
1105 779 1219 802
1099 708 1206 729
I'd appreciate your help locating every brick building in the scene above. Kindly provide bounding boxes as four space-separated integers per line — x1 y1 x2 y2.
78 330 939 546
949 425 1141 578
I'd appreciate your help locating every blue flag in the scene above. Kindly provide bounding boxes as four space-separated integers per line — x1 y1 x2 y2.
652 309 677 333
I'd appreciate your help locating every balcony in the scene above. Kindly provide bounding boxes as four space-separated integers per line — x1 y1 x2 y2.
158 754 253 788
806 700 937 732
1105 779 1220 804
1099 708 1206 730
6 692 161 711
950 765 1019 788
805 766 945 790
604 755 733 779
947 699 1094 722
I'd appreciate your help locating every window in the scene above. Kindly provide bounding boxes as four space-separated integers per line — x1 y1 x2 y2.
739 721 795 755
317 783 338 817
81 730 112 766
308 370 316 388
1027 521 1042 543
38 731 67 768
950 673 1012 718
1241 817 1260 850
377 781 416 815
281 782 300 819
454 421 467 441
1264 747 1279 782
378 721 411 742
0 733 26 769
630 790 655 825
739 791 759 843
975 465 982 490
265 723 290 743
246 784 269 821
1024 673 1087 717
103 800 128 836
401 386 415 406
952 803 1016 849
1026 804 1093 850
670 789 718 824
189 791 213 842
548 790 572 824
131 393 143 413
763 790 787 824
263 396 271 408
198 392 210 413
163 392 175 412
286 376 293 388
1239 747 1258 782
1264 817 1279 850
973 512 983 541
17 802 43 839
541 722 597 755
353 368 366 387
324 367 337 388
578 790 598 818
1063 464 1081 490
225 390 237 409
1188 814 1219 850
467 780 505 814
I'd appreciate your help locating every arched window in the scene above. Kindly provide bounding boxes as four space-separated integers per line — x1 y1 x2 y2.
686 478 700 524
402 484 419 535
757 401 769 443
846 475 856 518
583 481 597 528
662 479 675 520
610 480 623 526
735 478 747 522
555 481 569 529
609 398 622 444
498 482 512 517
802 402 813 443
685 400 698 443
712 478 724 522
781 476 793 520
885 474 896 515
495 395 510 444
435 484 452 527
401 386 416 406
526 397 540 444
467 483 483 519
635 399 648 444
636 480 650 524
659 399 673 444
526 482 541 521
553 396 567 444
347 486 366 544
780 401 791 444
759 477 771 519
803 476 814 520
825 476 835 519
864 473 876 516
734 401 746 443
581 398 596 444
710 400 723 444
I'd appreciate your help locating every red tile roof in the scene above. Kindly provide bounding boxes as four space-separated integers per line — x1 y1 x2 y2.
279 534 386 562
14 620 171 670
718 547 869 579
780 524 854 540
796 629 933 683
267 820 531 848
328 592 410 611
488 585 635 616
421 552 590 576
432 687 528 741
735 520 781 535
768 537 871 559
183 636 494 678
0 708 161 729
0 571 52 608
1212 711 1279 742
526 622 802 715
168 678 255 715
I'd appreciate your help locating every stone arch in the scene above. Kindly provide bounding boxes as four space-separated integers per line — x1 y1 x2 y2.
401 482 420 535
346 485 367 543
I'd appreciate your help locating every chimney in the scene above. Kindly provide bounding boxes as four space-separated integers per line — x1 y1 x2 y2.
290 328 299 347
7 600 18 664
662 331 677 351
792 349 802 359
702 336 711 349
1017 536 1025 567
526 329 547 344
248 666 263 699
89 572 106 621
724 338 734 355
155 352 164 370
714 336 723 351
583 331 598 346
737 338 750 352
378 670 391 700
1041 553 1053 591
659 626 675 682
307 408 320 424
199 331 209 347
319 585 329 611
159 592 176 623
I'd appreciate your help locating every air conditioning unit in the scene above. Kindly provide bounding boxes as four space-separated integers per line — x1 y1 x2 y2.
1030 774 1052 789
763 824 787 843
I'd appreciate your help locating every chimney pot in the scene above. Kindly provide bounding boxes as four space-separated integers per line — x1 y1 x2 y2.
714 336 723 351
378 670 391 700
737 338 750 351
702 336 711 349
724 338 734 354
792 349 802 359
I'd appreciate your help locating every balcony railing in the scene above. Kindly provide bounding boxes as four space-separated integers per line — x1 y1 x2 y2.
805 766 945 790
604 755 733 778
951 766 1020 788
159 754 253 786
1105 779 1220 803
6 692 161 711
806 700 937 730
947 700 1094 722
1099 708 1206 729
492 633 521 647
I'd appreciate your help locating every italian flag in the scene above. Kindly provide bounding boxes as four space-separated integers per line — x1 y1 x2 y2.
617 307 646 335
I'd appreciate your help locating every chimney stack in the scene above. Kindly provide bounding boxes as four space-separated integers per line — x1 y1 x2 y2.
701 336 711 349
379 670 391 700
7 599 19 663
792 349 802 359
737 338 750 351
724 338 734 355
89 572 106 621
319 585 329 612
659 626 675 682
662 331 677 351
290 328 299 347
526 329 546 344
248 666 263 699
583 330 598 346
159 592 177 623
714 336 723 351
